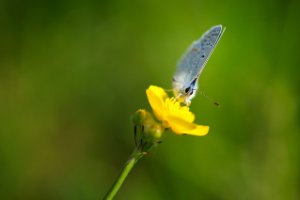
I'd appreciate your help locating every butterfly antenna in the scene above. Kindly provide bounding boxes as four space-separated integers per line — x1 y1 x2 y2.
164 88 173 92
164 88 174 95
199 90 220 107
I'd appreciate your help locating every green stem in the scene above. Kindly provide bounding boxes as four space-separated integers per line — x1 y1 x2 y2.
103 149 144 200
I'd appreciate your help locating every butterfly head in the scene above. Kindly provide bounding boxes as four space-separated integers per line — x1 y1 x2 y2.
173 77 198 105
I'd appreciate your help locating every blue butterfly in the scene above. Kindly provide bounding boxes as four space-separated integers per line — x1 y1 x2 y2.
172 25 225 105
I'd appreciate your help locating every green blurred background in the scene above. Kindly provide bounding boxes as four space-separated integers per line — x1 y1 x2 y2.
1 0 300 199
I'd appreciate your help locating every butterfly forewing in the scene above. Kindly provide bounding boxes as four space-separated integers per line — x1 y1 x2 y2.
172 25 224 93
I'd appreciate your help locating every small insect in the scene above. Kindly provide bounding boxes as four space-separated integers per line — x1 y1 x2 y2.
172 25 225 105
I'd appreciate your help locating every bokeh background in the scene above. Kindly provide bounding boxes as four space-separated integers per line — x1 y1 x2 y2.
1 0 300 199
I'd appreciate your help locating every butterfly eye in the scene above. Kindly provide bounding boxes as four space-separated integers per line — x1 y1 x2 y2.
185 87 190 93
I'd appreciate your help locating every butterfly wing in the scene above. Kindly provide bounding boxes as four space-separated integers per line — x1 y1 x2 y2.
172 25 225 94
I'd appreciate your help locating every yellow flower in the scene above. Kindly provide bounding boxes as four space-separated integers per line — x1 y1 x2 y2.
146 85 209 136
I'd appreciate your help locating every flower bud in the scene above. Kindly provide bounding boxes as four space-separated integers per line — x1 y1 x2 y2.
132 109 164 153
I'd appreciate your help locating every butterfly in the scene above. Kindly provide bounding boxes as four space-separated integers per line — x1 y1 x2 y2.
172 25 225 105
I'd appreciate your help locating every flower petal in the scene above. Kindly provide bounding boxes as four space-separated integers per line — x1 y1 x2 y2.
182 125 209 136
165 98 195 123
167 115 209 136
146 85 168 121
